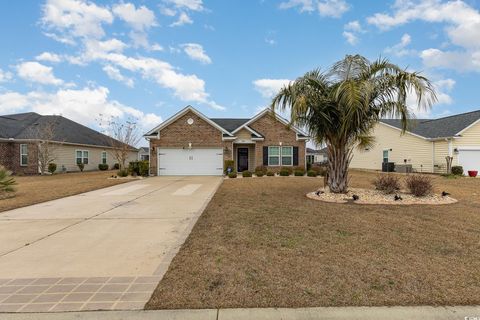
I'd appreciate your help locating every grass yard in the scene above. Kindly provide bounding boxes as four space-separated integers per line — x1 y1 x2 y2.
146 170 480 309
0 171 128 212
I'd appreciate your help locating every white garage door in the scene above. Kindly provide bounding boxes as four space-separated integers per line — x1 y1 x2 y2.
458 149 480 173
158 148 223 176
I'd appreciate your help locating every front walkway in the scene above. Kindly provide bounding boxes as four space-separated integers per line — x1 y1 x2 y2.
0 176 222 313
0 306 479 319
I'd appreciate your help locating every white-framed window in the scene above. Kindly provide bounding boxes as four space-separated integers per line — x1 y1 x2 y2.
101 151 107 164
281 146 293 166
383 149 389 163
268 146 293 166
76 150 89 165
20 144 28 166
268 146 280 166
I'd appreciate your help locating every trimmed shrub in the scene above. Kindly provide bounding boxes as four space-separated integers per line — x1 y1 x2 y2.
255 166 268 175
0 166 16 193
294 167 305 176
307 163 312 171
405 174 433 197
451 166 463 176
98 163 109 171
117 169 128 177
112 163 120 170
48 163 57 174
307 170 317 177
266 171 275 176
228 171 237 178
373 174 401 194
224 160 234 174
279 167 292 176
242 171 252 177
129 161 149 176
256 172 264 177
77 163 85 172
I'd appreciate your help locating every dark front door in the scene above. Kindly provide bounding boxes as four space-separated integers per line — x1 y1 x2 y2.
237 148 249 172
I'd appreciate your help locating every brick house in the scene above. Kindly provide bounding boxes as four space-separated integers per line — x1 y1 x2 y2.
0 112 137 175
144 106 310 176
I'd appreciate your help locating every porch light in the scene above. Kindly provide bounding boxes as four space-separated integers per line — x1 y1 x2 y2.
224 146 229 152
188 142 192 149
279 141 283 146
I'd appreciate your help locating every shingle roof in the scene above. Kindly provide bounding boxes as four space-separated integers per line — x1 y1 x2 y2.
209 118 250 132
307 147 327 155
0 112 136 149
380 110 480 139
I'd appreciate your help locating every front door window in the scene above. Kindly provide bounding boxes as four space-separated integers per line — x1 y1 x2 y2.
237 148 249 172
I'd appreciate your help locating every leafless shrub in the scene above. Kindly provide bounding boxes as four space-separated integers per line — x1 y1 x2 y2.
405 174 434 197
372 174 401 194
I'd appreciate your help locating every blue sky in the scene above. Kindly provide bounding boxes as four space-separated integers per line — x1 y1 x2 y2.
1 0 480 140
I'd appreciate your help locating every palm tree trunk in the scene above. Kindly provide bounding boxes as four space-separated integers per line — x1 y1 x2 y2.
326 144 350 193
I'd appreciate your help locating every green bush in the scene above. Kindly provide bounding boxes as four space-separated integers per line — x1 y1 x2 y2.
307 163 312 171
98 163 108 171
279 167 292 176
224 160 234 174
266 171 275 176
255 166 268 175
48 163 57 174
228 171 237 178
242 171 252 177
405 174 433 197
255 171 264 177
129 161 149 176
77 163 85 172
294 167 305 176
112 163 120 170
0 166 16 193
451 166 463 175
307 170 317 177
117 169 128 177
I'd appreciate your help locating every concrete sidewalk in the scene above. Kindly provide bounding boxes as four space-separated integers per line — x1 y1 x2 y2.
1 306 480 319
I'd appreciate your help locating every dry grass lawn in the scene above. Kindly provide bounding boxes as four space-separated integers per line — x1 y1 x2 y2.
0 171 128 212
146 170 480 309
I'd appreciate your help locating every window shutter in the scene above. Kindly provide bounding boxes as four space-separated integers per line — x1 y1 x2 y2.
293 147 299 166
263 146 268 166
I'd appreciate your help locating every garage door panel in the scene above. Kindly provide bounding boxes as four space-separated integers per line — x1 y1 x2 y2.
158 148 223 176
458 149 480 173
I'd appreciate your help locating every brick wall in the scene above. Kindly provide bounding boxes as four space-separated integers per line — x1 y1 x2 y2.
249 112 306 171
149 111 224 175
0 142 38 175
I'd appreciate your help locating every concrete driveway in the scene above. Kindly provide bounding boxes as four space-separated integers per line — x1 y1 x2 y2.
0 176 222 313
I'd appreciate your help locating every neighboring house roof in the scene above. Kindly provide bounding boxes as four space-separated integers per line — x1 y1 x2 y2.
138 147 149 153
0 112 137 150
307 147 327 155
144 105 310 140
380 110 480 139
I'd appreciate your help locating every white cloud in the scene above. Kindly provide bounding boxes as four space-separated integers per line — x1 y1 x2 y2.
342 31 358 45
164 0 204 11
35 52 62 63
0 92 29 114
0 69 13 83
102 65 134 87
16 61 64 86
385 33 415 57
344 20 363 32
367 0 480 72
112 3 157 31
0 86 161 131
181 43 212 64
41 0 113 41
279 0 350 18
160 6 176 16
406 77 456 117
253 79 291 98
170 12 193 27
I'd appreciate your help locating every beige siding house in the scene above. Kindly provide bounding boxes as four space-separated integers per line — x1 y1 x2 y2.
0 112 137 174
351 110 480 174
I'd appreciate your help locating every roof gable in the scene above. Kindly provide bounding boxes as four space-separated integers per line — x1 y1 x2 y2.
379 109 480 139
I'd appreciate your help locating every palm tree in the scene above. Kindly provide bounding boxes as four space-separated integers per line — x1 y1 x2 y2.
271 55 437 193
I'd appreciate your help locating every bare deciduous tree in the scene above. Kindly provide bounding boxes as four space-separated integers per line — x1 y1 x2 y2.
98 115 140 170
29 117 61 175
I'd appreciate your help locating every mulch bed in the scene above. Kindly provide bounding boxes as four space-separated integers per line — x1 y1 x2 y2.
307 188 457 205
